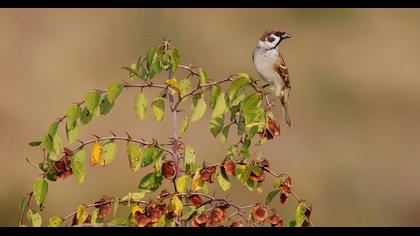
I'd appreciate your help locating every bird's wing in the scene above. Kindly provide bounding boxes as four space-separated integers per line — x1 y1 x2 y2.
274 54 291 89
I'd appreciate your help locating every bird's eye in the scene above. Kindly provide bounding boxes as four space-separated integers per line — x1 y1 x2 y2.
268 36 275 43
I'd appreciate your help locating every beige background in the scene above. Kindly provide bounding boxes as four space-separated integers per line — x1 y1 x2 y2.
1 8 420 226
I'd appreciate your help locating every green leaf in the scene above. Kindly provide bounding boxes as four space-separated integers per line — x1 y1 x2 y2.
217 169 230 191
191 95 206 122
295 203 307 227
164 78 181 94
29 141 42 147
184 146 196 165
273 176 288 188
27 209 42 227
287 220 296 227
73 148 86 162
151 97 165 121
85 91 101 113
48 121 59 137
212 92 228 118
134 92 148 120
256 182 263 194
110 218 127 226
107 82 124 104
141 147 163 167
252 165 262 176
209 85 221 109
220 125 230 144
246 178 255 191
179 115 190 136
138 172 163 192
48 216 63 227
265 189 280 205
80 107 93 124
99 96 113 115
126 142 142 172
198 68 209 85
171 48 180 72
66 123 79 144
146 47 157 69
182 207 198 221
209 116 224 137
48 133 62 161
230 93 245 107
175 175 190 193
100 140 117 166
71 157 86 185
70 159 86 184
228 73 251 101
77 204 88 225
240 165 252 185
113 196 119 218
33 177 48 205
18 196 26 217
179 78 191 97
42 135 53 153
66 105 82 130
91 208 99 224
242 92 262 113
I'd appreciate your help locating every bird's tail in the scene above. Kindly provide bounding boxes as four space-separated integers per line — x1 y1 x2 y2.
280 92 292 127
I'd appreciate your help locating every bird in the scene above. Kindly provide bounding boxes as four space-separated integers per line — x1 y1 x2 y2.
252 27 292 127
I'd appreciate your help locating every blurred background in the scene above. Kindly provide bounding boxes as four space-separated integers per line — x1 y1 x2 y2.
1 8 420 226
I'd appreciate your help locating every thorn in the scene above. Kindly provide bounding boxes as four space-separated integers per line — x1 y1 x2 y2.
90 134 100 139
124 131 132 139
76 139 84 144
108 130 117 137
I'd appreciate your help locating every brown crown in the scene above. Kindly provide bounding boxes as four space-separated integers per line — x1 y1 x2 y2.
259 27 287 41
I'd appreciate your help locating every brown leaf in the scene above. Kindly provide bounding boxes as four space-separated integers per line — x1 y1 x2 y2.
200 165 217 183
54 156 72 179
135 212 151 227
209 207 226 223
192 213 208 227
258 117 281 140
187 194 203 208
267 213 283 226
223 160 236 177
161 160 175 179
251 203 268 222
94 197 112 218
249 171 266 182
279 175 292 205
230 220 244 227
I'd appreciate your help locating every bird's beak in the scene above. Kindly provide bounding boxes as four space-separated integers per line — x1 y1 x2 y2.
281 32 291 40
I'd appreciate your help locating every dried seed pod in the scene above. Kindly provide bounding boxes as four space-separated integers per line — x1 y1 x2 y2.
192 213 209 227
230 220 244 227
161 160 175 179
209 207 226 223
267 213 283 226
223 160 236 177
251 203 268 222
187 194 203 208
135 212 151 227
200 166 217 183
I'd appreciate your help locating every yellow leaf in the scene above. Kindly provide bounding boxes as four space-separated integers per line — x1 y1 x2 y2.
164 78 181 94
168 195 183 216
191 169 204 192
76 204 88 225
131 204 144 217
90 141 103 166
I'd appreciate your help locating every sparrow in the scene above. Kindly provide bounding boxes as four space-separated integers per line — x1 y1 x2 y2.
252 27 292 127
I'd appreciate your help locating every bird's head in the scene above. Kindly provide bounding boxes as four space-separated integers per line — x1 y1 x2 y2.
258 27 291 50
